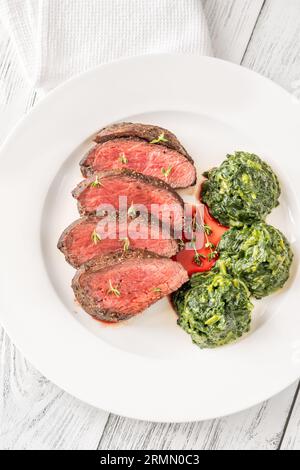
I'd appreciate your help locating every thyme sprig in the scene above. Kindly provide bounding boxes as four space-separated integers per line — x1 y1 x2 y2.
205 241 215 249
190 237 206 266
150 132 168 144
178 239 185 249
91 229 101 244
108 280 121 297
205 314 221 326
119 153 128 164
208 251 218 261
161 166 172 179
122 237 130 252
204 224 212 235
193 251 206 266
191 208 218 265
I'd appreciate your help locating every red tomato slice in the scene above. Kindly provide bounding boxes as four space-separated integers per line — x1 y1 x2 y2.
173 204 228 276
174 246 217 275
204 205 228 245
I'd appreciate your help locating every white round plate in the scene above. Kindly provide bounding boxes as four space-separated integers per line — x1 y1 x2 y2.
0 55 299 422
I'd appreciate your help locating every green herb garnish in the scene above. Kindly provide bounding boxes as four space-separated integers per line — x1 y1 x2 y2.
108 280 121 297
119 153 128 164
204 224 212 235
152 287 162 293
205 241 215 249
91 175 102 187
191 208 218 261
190 238 206 266
193 252 206 266
150 132 168 144
208 251 218 261
91 229 101 244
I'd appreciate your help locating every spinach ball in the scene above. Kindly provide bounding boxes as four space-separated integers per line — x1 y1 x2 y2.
201 151 280 226
172 270 253 348
218 222 293 299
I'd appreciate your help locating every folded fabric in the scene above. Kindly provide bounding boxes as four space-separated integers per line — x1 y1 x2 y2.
0 0 212 90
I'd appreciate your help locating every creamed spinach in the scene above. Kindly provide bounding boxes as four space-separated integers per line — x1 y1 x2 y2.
172 269 253 348
201 151 280 226
217 222 293 299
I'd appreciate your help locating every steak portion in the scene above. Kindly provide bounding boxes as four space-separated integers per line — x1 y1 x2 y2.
72 250 188 322
58 214 179 268
80 138 196 188
94 122 191 160
72 169 184 229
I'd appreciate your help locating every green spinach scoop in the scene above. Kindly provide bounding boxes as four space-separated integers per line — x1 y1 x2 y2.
201 151 280 226
172 270 253 349
218 222 293 299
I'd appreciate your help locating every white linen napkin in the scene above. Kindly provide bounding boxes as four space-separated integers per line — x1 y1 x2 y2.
0 0 212 91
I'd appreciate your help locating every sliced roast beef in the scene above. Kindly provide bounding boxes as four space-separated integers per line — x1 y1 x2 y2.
72 249 188 322
94 122 191 159
80 138 196 188
72 169 184 229
58 214 179 268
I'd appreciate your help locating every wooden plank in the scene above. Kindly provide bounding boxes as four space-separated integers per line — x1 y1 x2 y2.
203 0 265 63
242 0 300 93
0 329 108 450
243 2 300 444
98 383 298 450
1 1 300 451
280 383 300 450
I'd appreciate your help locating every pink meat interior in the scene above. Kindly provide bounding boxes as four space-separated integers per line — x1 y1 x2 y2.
77 174 183 226
66 217 178 266
80 258 188 316
84 139 195 188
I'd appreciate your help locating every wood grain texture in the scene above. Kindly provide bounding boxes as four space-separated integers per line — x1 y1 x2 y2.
203 0 265 63
98 384 298 450
0 329 108 450
242 0 300 93
280 383 300 450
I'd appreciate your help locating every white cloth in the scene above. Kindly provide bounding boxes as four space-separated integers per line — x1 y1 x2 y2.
0 0 212 91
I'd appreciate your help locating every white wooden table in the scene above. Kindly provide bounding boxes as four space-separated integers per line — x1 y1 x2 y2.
1 0 300 450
